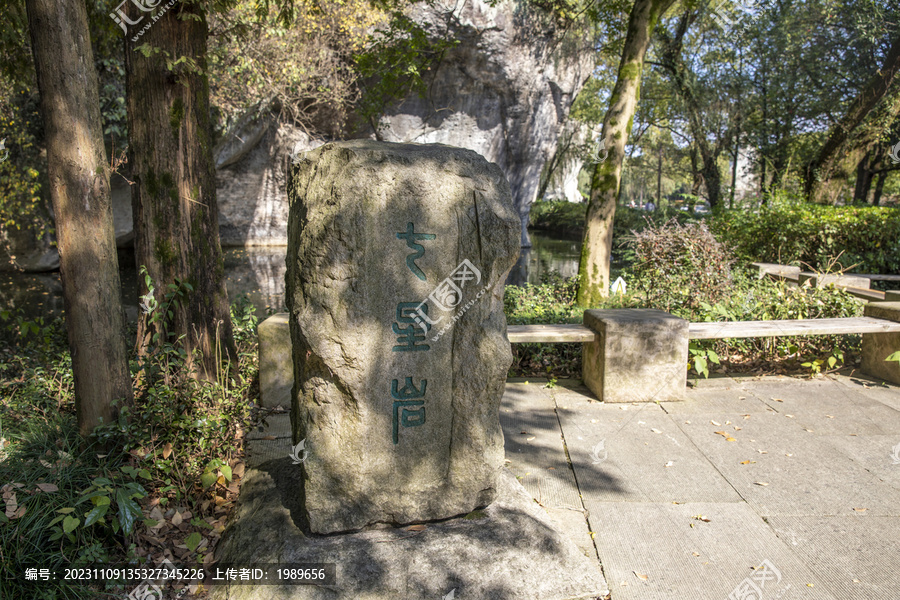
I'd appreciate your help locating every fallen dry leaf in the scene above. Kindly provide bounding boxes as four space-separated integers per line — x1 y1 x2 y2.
772 398 784 402
233 462 245 478
650 428 662 434
710 420 721 426
739 460 756 465
853 508 867 513
825 415 834 419
171 511 183 527
406 524 426 532
785 414 795 419
692 515 711 522
754 482 769 486
692 552 700 557
526 437 535 441
633 571 648 581
261 435 277 441
35 483 59 493
162 443 173 459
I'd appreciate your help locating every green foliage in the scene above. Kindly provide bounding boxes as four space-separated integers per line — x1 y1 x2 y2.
1 291 260 597
529 200 587 235
630 219 734 316
686 269 865 377
712 204 900 275
354 9 458 128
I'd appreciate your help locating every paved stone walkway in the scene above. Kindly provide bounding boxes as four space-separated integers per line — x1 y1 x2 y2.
502 374 900 600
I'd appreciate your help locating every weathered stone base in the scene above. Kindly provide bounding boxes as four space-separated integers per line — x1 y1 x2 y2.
861 302 900 386
208 462 608 600
582 308 688 403
258 314 291 409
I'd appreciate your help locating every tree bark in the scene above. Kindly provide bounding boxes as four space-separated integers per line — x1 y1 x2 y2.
872 171 886 206
806 33 900 202
26 0 133 435
657 8 724 208
124 1 236 378
576 0 676 306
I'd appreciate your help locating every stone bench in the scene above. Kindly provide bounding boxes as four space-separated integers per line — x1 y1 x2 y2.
260 303 900 407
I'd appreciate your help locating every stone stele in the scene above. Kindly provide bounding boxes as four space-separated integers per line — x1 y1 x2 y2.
286 140 520 534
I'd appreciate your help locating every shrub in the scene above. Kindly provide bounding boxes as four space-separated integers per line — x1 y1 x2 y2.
630 220 734 317
711 204 900 275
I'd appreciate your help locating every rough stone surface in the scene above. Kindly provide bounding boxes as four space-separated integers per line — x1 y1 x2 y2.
861 301 900 385
374 0 595 244
208 465 608 600
885 290 900 301
752 262 801 279
258 314 292 409
286 140 520 534
582 308 688 403
798 272 871 289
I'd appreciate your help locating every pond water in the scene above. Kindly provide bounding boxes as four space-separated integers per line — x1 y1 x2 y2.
0 230 587 323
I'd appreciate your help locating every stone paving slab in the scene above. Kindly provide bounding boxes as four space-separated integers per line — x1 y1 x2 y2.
743 379 900 436
500 383 596 559
556 401 742 503
837 374 900 412
210 465 609 600
818 434 900 490
585 501 838 600
766 515 900 600
675 410 900 517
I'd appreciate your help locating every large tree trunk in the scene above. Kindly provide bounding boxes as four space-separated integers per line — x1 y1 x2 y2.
806 33 900 202
872 171 886 205
657 8 723 208
576 0 676 306
26 0 133 435
124 2 236 378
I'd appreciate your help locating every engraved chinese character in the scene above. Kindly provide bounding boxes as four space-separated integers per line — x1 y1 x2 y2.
392 302 430 352
396 222 435 281
391 377 426 444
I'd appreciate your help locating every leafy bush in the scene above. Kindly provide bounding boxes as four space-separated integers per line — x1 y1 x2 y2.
711 204 900 275
0 293 261 598
630 220 734 317
528 200 586 236
687 268 866 377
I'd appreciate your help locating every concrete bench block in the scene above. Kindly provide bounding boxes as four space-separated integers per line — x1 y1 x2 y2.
799 272 871 289
861 302 900 386
258 313 291 408
752 262 801 279
582 309 689 403
885 290 900 301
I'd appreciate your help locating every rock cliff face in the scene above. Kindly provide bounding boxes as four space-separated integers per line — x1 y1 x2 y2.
376 0 595 245
3 0 594 272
